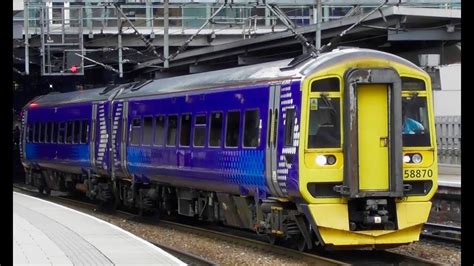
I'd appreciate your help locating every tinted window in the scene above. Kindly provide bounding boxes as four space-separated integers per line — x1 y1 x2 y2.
66 121 73 143
402 77 426 91
267 109 272 147
74 120 81 143
193 114 206 147
34 122 40 142
154 115 165 146
46 122 53 143
58 122 66 143
167 115 178 146
52 122 58 143
81 120 88 143
27 124 33 142
180 114 192 146
41 123 47 143
130 118 142 145
284 108 295 146
209 112 223 147
143 116 153 145
225 111 240 148
243 110 260 147
311 77 340 92
307 98 340 148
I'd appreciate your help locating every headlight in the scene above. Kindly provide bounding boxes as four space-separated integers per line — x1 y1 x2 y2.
316 155 327 166
403 155 411 163
412 153 422 164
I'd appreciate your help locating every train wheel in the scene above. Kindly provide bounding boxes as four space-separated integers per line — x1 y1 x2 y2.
297 238 307 252
38 185 51 196
290 235 307 252
113 181 121 210
267 235 277 245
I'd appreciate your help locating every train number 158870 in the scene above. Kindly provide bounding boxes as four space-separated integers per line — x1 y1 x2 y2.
403 169 433 178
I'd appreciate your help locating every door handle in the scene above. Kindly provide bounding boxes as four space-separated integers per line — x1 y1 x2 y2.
380 137 388 147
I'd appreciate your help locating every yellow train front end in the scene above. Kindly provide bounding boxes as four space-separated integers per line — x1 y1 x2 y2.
298 51 437 248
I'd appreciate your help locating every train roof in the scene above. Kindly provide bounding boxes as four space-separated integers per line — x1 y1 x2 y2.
29 48 423 107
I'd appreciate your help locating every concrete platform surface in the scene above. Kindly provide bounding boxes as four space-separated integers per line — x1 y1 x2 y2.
438 164 461 188
13 192 185 265
438 174 461 188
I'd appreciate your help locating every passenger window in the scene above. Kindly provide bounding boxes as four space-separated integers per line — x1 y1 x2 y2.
73 121 81 144
167 115 178 146
311 77 340 92
41 123 47 143
243 110 260 148
81 120 88 143
46 122 53 143
66 121 74 144
143 116 153 145
209 112 223 147
33 122 40 143
27 124 33 143
130 118 142 145
284 108 295 146
307 98 341 148
225 111 240 148
154 115 165 146
193 114 206 147
38 123 44 142
58 122 66 143
52 122 58 143
180 114 192 146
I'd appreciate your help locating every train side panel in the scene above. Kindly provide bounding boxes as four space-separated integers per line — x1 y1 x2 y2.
24 103 93 173
124 84 271 195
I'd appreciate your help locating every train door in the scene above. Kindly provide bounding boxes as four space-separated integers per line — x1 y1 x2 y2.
343 68 404 197
113 100 130 178
266 82 292 198
92 102 110 175
357 84 389 191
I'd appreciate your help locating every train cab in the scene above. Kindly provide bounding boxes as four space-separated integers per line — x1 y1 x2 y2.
296 49 438 247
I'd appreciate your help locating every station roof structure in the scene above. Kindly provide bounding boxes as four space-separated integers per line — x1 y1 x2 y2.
13 1 460 79
134 5 460 73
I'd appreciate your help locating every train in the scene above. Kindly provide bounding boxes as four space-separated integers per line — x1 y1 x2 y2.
20 47 437 250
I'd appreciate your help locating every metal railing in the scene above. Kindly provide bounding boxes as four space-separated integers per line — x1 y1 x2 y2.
16 2 461 37
435 116 461 165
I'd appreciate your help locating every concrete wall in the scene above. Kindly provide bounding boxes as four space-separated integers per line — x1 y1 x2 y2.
433 63 461 116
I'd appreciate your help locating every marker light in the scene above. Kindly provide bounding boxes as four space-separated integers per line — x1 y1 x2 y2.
29 102 38 108
412 153 423 164
326 155 337 165
316 155 327 166
403 155 411 163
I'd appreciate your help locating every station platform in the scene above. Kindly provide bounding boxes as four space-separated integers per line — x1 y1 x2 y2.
438 164 461 188
13 192 185 265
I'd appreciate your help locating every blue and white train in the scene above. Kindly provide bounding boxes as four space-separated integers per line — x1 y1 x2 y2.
20 48 438 249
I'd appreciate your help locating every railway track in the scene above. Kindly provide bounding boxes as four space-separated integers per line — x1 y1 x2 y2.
13 183 440 265
421 222 461 247
150 241 216 266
